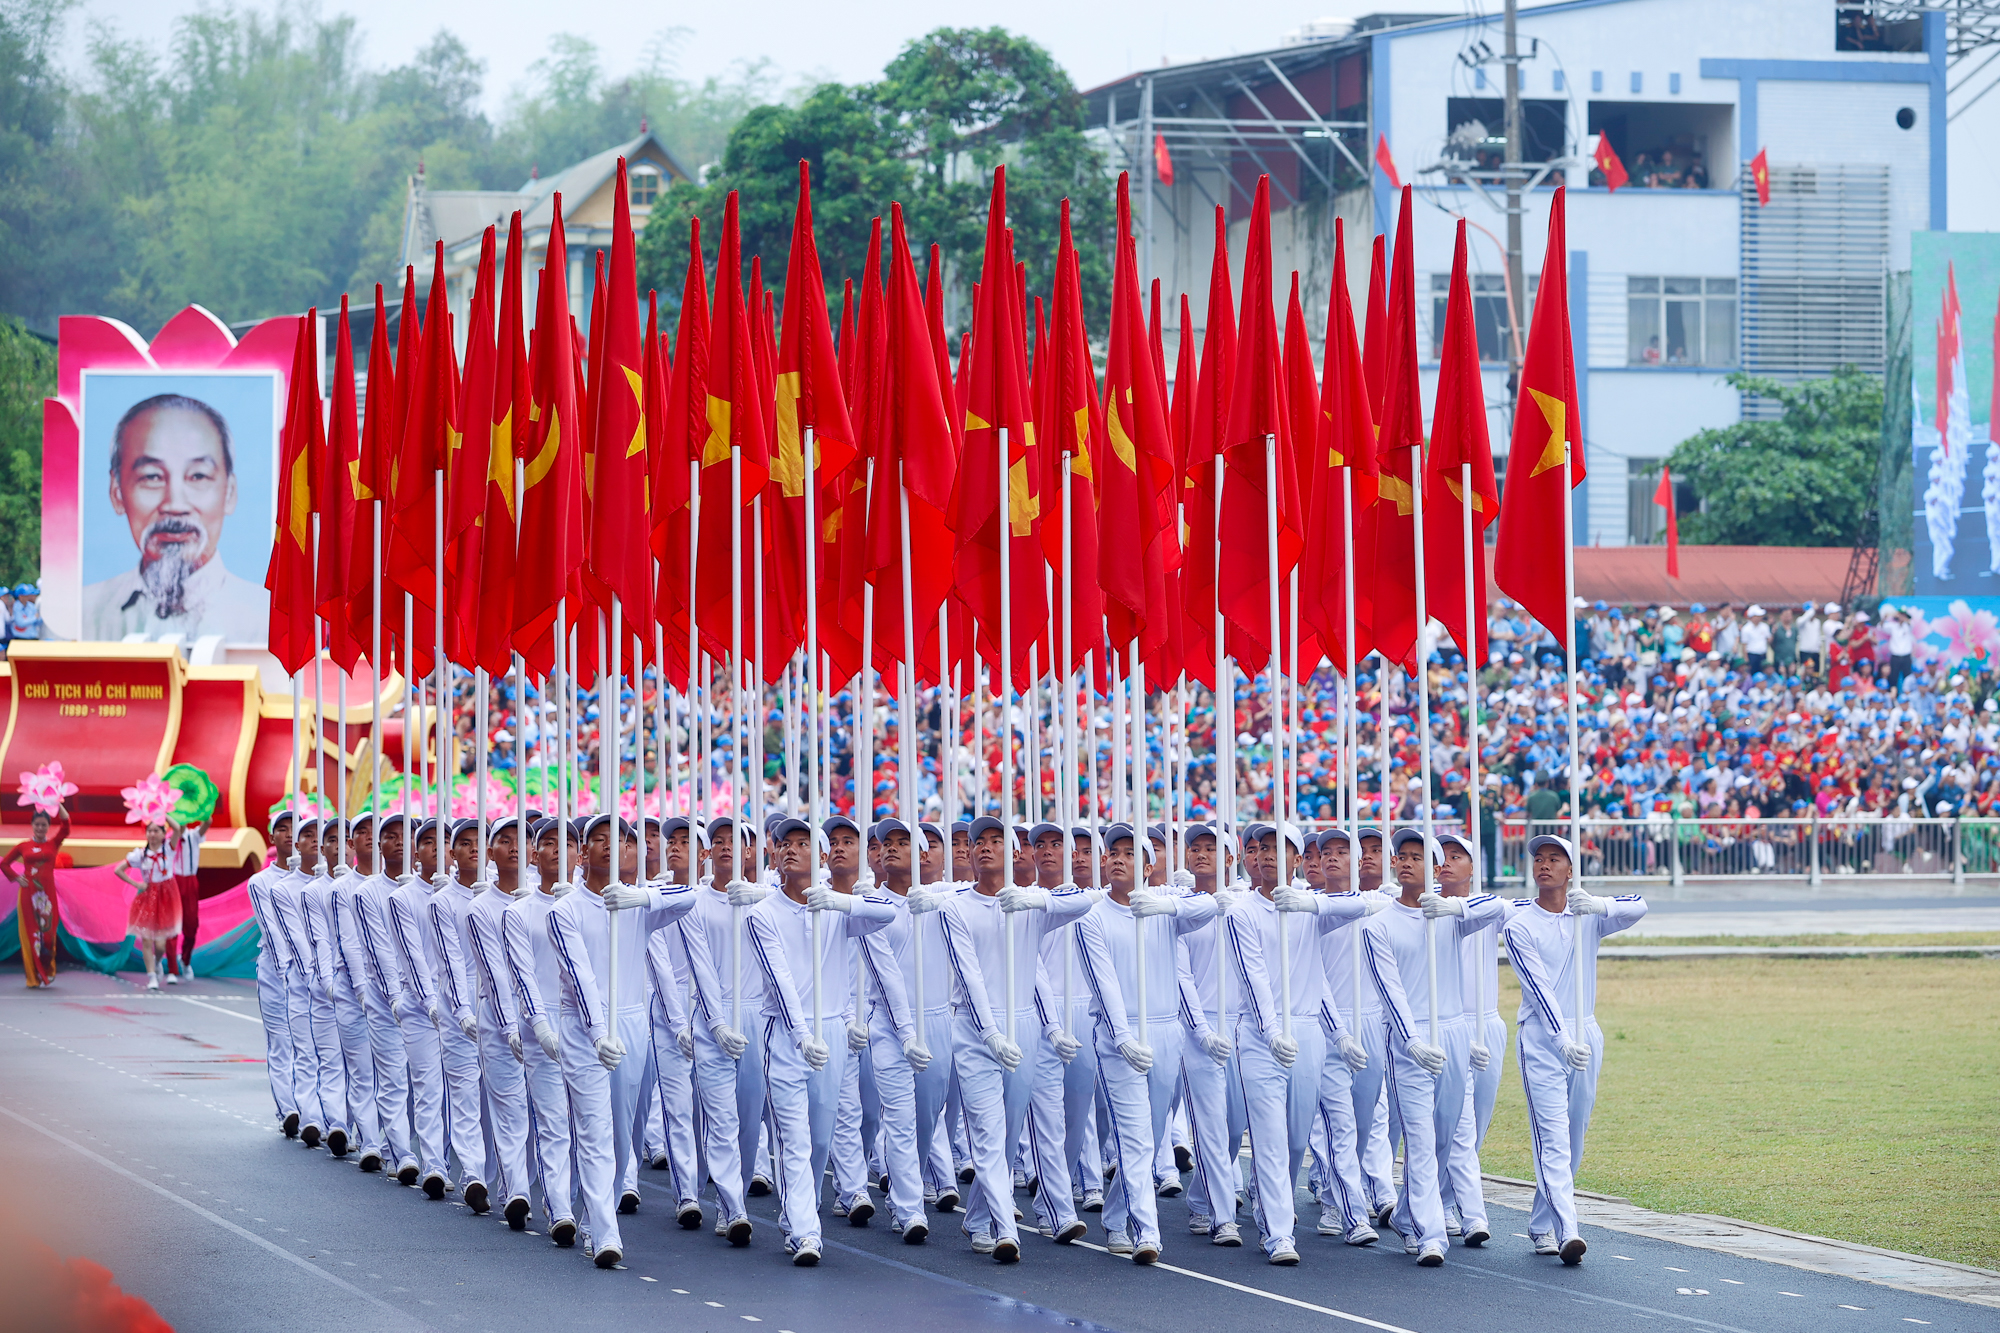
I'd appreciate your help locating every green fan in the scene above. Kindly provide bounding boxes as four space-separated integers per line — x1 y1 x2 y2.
162 763 220 824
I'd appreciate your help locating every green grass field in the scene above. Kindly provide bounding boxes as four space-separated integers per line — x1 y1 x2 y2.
1479 956 2000 1270
1600 931 2000 949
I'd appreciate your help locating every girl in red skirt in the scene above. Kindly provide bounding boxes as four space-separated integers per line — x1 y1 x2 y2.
116 825 181 990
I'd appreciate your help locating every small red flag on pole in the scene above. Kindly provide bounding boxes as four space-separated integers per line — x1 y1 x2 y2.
1374 134 1402 190
1655 465 1680 578
1749 147 1771 207
1153 132 1175 186
1593 132 1629 191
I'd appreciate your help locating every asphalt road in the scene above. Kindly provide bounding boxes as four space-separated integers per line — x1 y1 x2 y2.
0 968 1985 1333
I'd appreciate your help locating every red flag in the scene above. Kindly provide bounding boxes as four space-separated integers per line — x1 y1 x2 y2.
1040 198 1106 676
1494 187 1586 647
1153 132 1175 187
828 219 885 684
1374 134 1402 190
386 244 457 622
1749 147 1771 207
317 298 360 672
1101 172 1175 660
653 223 708 689
640 290 688 686
774 160 859 569
585 159 652 640
447 226 498 665
1362 234 1387 416
1655 466 1680 579
1593 132 1629 192
695 192 771 659
512 196 585 677
1180 207 1235 690
473 213 529 677
1423 220 1500 667
341 287 392 665
1218 175 1303 671
1303 217 1378 666
265 313 321 676
1369 186 1424 671
1168 291 1209 686
864 203 958 664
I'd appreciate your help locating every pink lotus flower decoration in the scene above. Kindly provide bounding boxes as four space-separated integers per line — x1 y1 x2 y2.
121 773 179 826
16 761 77 816
448 777 519 820
1935 599 2000 666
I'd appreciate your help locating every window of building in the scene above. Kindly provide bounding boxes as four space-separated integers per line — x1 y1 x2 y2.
1587 101 1731 189
1443 97 1568 172
1432 273 1515 362
1627 277 1736 366
630 165 662 207
1836 1 1923 51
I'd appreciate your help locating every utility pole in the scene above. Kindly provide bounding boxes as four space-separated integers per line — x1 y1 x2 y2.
1503 0 1525 422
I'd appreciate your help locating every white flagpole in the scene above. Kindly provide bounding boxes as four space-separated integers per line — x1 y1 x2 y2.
517 456 527 835
433 473 446 852
804 424 819 832
371 499 383 863
1342 469 1363 1020
689 457 701 820
476 667 489 881
403 592 414 872
1131 638 1147 1050
1564 445 1585 1025
899 465 923 1018
730 440 744 1034
1410 450 1438 1049
753 495 766 845
998 428 1015 1044
555 600 569 885
1060 453 1075 1016
1463 461 1482 888
1213 454 1230 1033
606 598 623 1042
1262 434 1289 1038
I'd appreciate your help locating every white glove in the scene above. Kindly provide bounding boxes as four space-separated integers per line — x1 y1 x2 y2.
595 1035 625 1070
808 884 854 913
1469 1042 1491 1071
997 885 1051 914
906 888 946 914
903 1039 932 1072
1080 887 1108 906
1169 869 1195 889
1567 886 1608 916
426 1001 440 1026
1407 1038 1447 1075
984 1031 1024 1072
727 880 768 908
1561 1040 1592 1072
1118 1039 1155 1074
1197 1030 1233 1065
507 1029 524 1063
847 1021 869 1052
548 876 575 899
1419 891 1464 919
1269 1032 1299 1067
677 1026 695 1060
1337 1034 1368 1072
1046 1028 1081 1063
601 883 651 911
459 1014 479 1040
800 1033 831 1072
1213 888 1246 914
1273 885 1321 914
1128 890 1176 919
1361 892 1390 915
711 1024 749 1060
534 1019 559 1060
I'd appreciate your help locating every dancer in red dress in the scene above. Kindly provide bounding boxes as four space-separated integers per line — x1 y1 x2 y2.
1 805 70 988
116 825 182 990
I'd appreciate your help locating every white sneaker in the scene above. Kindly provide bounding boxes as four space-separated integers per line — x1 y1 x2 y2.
831 1198 850 1218
1346 1222 1380 1246
792 1240 821 1267
1013 1168 1029 1190
164 971 180 985
145 974 160 991
1188 1213 1212 1235
1269 1240 1300 1266
1417 1241 1445 1267
1317 1207 1342 1236
1211 1221 1242 1247
1446 1209 1462 1237
1156 1175 1183 1199
1531 1231 1560 1255
969 1231 997 1254
1080 1189 1104 1213
1105 1230 1135 1256
1463 1220 1491 1247
1403 1232 1420 1255
1133 1240 1160 1265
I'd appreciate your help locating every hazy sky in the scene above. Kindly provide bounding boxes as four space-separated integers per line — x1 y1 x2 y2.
57 0 1372 104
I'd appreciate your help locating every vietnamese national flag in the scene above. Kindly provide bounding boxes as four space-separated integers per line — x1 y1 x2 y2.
386 243 458 619
695 192 771 660
1303 217 1378 668
447 226 498 666
1374 134 1402 191
829 219 885 685
512 195 586 678
1039 197 1106 677
317 297 360 672
1593 132 1629 192
1278 268 1323 673
341 287 393 666
654 220 708 688
1494 187 1586 647
266 312 321 676
1368 186 1424 672
473 212 530 677
1423 219 1500 667
1180 206 1235 690
585 158 653 645
1218 174 1303 672
1100 172 1175 662
1749 147 1771 207
1168 290 1208 686
1153 132 1175 187
1362 234 1387 415
1655 465 1680 578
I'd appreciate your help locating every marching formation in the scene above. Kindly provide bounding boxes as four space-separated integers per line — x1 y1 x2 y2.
250 146 1633 1280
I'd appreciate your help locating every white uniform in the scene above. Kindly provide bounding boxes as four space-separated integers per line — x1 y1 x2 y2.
856 889 943 1233
1226 888 1365 1255
464 882 534 1210
384 874 449 1183
1173 889 1246 1233
501 884 577 1229
547 881 698 1258
1362 893 1506 1253
244 864 299 1127
324 869 383 1161
295 871 351 1142
1074 892 1218 1250
425 876 490 1194
1443 904 1509 1232
1502 893 1648 1246
1312 886 1393 1230
939 886 1093 1248
349 871 414 1173
1032 908 1102 1235
643 900 724 1215
682 880 767 1226
744 887 895 1253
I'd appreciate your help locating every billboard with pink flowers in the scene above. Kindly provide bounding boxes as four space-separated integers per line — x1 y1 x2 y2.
1912 233 2000 605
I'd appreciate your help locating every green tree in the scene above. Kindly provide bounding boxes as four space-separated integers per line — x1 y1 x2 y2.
0 316 55 585
1667 368 1883 546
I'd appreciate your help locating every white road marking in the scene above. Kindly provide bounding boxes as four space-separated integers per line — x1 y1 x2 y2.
174 995 261 1024
1066 1239 1421 1333
1720 1278 1744 1285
